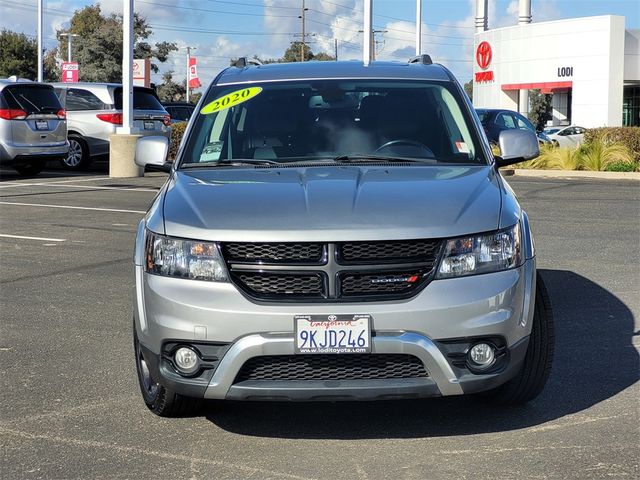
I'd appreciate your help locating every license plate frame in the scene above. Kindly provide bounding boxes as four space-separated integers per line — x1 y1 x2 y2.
144 120 155 130
35 120 49 131
294 314 372 354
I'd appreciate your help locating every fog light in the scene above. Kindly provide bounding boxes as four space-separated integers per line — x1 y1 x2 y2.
469 343 495 367
174 347 200 374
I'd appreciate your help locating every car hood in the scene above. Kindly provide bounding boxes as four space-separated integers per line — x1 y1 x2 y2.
161 165 503 242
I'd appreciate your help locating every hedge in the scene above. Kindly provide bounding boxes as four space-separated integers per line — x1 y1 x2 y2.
168 121 188 161
583 127 640 163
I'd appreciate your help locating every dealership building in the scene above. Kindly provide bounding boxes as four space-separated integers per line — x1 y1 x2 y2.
472 0 640 128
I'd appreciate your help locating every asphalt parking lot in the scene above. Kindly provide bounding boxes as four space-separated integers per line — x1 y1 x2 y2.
1 166 638 479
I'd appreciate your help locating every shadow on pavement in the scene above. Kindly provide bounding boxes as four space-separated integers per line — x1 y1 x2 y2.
205 269 639 439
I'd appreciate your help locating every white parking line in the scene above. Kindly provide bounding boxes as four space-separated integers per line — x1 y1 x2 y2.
0 234 66 242
0 182 158 192
0 201 145 214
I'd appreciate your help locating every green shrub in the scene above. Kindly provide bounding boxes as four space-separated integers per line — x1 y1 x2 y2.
605 161 636 172
583 127 640 163
168 121 187 161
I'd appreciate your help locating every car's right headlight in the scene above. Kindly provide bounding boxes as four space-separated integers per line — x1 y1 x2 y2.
436 223 521 279
145 231 229 282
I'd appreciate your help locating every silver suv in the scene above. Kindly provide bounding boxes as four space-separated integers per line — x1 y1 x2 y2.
133 58 554 416
0 78 68 176
51 83 171 170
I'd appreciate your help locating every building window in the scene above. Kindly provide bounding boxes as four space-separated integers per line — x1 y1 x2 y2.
623 85 640 127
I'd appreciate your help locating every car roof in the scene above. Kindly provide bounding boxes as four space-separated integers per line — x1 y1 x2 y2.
215 60 453 86
0 79 52 89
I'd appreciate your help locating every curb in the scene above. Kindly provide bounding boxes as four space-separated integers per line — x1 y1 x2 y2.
503 169 640 181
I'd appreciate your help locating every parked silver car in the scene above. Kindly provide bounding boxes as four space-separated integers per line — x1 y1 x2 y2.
51 83 171 170
0 78 68 176
133 58 554 417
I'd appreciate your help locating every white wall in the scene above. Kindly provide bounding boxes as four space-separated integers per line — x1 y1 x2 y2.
473 16 628 127
624 30 640 81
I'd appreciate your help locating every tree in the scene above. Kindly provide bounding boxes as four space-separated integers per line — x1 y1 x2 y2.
283 42 314 62
0 29 60 81
464 79 473 101
156 71 186 103
0 30 37 79
56 5 177 83
528 89 552 131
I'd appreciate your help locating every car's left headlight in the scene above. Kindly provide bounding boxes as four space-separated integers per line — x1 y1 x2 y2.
145 231 229 282
436 223 521 279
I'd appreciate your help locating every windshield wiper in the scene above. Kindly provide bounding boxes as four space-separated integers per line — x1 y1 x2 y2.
332 155 433 164
182 158 280 168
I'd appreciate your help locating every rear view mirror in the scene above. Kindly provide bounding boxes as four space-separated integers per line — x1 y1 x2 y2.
135 136 171 172
494 129 539 168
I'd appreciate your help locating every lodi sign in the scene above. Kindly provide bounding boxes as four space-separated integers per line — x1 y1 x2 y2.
475 41 494 83
61 62 79 83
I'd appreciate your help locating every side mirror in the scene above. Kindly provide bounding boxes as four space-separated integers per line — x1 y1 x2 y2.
135 136 172 173
494 129 540 168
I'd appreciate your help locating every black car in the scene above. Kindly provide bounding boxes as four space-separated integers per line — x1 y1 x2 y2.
476 108 551 146
162 101 195 124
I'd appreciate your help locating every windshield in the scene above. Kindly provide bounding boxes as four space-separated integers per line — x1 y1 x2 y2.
180 79 485 167
114 87 164 111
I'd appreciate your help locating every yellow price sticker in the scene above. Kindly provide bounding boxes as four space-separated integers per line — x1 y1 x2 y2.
200 87 263 115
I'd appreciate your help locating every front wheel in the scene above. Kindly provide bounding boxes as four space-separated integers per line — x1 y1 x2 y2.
134 327 201 417
481 273 555 405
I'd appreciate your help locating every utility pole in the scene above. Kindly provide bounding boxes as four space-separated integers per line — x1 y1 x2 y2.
186 46 195 102
359 28 387 62
60 32 80 62
37 0 43 81
300 0 308 61
334 38 338 61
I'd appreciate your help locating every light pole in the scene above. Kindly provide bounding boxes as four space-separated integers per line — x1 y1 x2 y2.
416 0 422 55
60 32 80 62
37 0 43 81
363 0 372 65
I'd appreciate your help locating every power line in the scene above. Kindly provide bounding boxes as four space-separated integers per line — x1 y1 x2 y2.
136 0 297 19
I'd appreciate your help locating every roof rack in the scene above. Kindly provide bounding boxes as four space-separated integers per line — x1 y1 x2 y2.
408 54 433 65
233 57 263 68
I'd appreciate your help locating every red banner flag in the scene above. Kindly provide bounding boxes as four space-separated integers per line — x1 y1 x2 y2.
188 57 201 89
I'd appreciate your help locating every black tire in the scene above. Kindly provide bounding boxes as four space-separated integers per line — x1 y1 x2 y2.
134 326 201 417
481 273 555 405
14 162 45 176
61 134 90 170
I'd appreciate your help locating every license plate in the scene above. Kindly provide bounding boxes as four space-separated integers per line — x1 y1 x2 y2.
294 314 371 354
144 121 155 130
35 120 48 130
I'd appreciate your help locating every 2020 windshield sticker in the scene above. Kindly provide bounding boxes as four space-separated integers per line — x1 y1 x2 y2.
200 87 263 115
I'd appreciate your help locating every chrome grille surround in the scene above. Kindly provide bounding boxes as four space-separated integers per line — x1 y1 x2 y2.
222 240 443 302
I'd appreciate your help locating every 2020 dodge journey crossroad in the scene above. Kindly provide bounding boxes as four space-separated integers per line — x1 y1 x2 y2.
132 58 554 416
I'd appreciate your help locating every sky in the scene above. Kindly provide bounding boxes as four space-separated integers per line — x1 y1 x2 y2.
1 0 639 89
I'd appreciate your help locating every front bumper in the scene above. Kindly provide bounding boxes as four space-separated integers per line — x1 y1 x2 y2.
134 259 537 400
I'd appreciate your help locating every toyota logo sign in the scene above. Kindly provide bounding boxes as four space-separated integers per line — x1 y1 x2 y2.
476 41 492 70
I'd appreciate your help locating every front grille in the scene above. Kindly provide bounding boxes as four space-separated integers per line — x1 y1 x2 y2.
340 271 423 295
223 242 323 263
222 239 442 302
234 272 324 298
235 354 428 382
339 240 440 263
